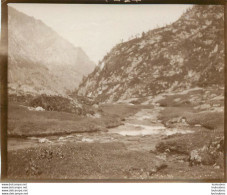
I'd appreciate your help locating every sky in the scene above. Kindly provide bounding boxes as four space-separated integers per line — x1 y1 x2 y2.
8 4 192 64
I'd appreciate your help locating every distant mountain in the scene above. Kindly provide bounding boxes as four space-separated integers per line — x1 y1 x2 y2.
77 5 224 103
8 6 95 96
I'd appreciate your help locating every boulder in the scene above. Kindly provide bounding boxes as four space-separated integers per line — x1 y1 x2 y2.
35 106 45 111
189 148 215 166
189 137 224 166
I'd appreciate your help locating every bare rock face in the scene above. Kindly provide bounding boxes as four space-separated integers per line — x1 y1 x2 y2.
77 5 224 103
8 6 95 96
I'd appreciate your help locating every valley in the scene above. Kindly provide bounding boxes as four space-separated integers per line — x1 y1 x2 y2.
6 5 225 181
7 87 224 180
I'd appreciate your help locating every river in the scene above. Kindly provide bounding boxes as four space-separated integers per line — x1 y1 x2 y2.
8 106 194 152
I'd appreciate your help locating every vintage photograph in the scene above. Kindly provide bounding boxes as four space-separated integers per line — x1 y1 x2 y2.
7 4 224 180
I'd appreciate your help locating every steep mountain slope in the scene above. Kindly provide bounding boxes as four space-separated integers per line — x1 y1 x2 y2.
77 5 224 103
8 6 95 96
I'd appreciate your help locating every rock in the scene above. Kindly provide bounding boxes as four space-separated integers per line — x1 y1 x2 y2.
149 163 168 176
66 135 74 138
189 138 224 166
93 104 99 109
81 138 94 143
200 104 211 110
189 150 202 165
58 137 65 141
35 106 45 111
171 118 179 123
181 118 186 123
90 113 101 118
165 117 188 128
156 153 167 161
211 96 224 101
210 94 217 98
27 106 45 111
215 138 224 152
38 138 51 143
191 149 215 165
174 98 181 102
213 104 221 107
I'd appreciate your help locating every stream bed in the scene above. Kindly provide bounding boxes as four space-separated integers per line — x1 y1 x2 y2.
8 107 194 151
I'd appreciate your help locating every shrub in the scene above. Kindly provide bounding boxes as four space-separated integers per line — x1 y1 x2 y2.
29 95 82 114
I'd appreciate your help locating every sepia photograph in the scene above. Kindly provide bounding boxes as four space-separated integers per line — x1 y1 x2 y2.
5 3 225 181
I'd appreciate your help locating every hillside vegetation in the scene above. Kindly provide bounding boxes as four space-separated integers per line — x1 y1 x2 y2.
77 5 224 103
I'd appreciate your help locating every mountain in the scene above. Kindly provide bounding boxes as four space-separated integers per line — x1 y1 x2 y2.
77 5 224 103
8 6 95 96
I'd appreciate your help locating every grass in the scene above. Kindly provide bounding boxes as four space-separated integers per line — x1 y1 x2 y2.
100 103 142 118
8 102 142 137
157 95 192 107
8 103 102 136
158 107 194 124
158 106 224 130
7 142 160 179
7 140 224 180
7 87 225 180
185 112 224 130
156 130 224 155
157 87 224 131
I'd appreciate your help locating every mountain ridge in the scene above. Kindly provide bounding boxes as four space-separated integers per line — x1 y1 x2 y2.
77 5 224 103
8 6 96 96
